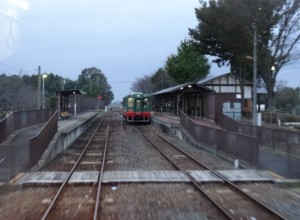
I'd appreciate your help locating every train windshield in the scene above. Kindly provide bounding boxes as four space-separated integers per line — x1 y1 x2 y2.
143 98 149 107
136 100 141 108
128 98 134 107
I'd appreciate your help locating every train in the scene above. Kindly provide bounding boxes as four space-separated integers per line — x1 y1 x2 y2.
122 92 151 123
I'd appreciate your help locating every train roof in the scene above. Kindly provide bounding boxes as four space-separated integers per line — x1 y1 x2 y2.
123 92 150 99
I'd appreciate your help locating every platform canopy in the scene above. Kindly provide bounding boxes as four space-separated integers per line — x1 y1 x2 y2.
56 89 86 118
56 89 86 95
151 82 214 96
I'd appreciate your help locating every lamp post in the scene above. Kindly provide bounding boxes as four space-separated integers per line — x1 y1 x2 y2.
62 79 65 90
37 66 41 109
42 74 47 109
73 91 77 116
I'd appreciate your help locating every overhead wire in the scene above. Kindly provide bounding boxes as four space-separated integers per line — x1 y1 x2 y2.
109 81 134 84
0 62 36 74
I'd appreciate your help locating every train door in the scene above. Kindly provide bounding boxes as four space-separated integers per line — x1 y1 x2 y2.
134 98 142 114
143 98 150 112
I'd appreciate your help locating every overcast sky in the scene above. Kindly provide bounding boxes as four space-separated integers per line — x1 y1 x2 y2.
0 0 299 101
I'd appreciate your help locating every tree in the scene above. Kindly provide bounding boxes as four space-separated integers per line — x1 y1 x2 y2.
151 68 174 92
43 73 64 95
22 73 67 108
130 68 174 94
0 74 36 118
275 86 300 113
259 0 300 111
64 78 77 90
189 0 300 111
165 39 210 84
130 75 153 94
274 79 288 92
77 67 114 105
78 67 102 96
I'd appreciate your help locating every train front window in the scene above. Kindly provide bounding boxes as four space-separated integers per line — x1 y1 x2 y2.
143 99 149 107
136 100 141 107
128 98 134 107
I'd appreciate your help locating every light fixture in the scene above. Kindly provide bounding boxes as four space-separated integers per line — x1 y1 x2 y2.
42 74 47 109
271 66 275 71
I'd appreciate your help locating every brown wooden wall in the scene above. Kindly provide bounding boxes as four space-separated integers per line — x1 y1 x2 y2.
205 94 216 120
215 93 240 113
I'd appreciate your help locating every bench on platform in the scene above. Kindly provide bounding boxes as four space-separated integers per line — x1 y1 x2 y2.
60 111 71 119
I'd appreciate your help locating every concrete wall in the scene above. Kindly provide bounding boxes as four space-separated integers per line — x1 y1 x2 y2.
32 114 98 171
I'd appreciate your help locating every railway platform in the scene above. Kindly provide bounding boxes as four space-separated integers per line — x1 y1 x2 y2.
3 112 300 185
152 113 300 180
0 111 98 183
152 114 221 129
57 111 98 133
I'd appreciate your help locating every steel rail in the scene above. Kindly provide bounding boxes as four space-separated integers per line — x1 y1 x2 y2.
143 126 286 220
93 118 111 220
136 126 286 220
134 126 231 220
41 114 107 220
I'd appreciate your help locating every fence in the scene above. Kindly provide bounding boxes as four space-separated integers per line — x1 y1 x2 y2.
29 111 58 167
0 110 57 182
0 109 56 144
216 111 300 157
180 111 259 165
216 111 241 134
216 111 300 178
0 145 15 182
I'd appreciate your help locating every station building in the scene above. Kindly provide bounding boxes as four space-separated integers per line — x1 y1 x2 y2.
152 73 253 121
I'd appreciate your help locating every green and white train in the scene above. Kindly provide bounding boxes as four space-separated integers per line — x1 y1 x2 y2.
122 93 151 123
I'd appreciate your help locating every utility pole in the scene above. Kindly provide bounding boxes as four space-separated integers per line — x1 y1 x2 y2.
37 66 41 109
252 25 257 126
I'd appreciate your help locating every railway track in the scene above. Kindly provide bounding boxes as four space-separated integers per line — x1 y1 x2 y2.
41 114 111 220
136 126 286 220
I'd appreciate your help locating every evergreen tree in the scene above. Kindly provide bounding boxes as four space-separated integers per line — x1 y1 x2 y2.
165 39 210 84
77 67 114 105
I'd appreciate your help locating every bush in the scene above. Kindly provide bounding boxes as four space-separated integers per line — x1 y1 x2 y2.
279 113 300 123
